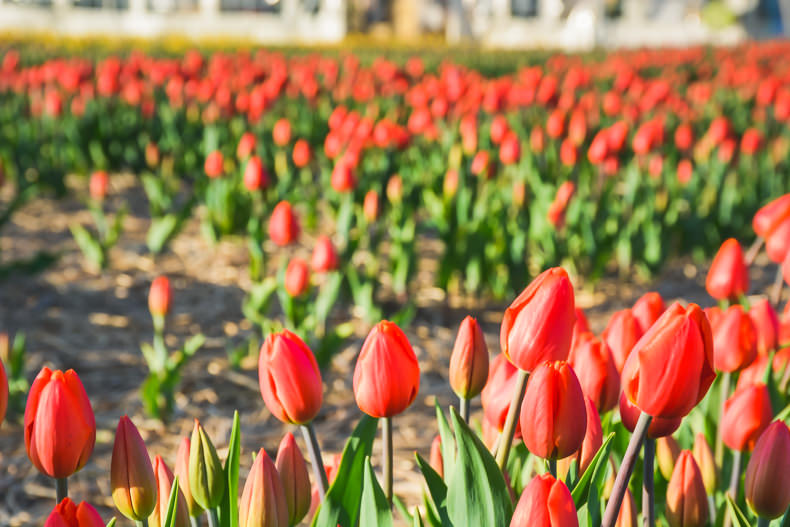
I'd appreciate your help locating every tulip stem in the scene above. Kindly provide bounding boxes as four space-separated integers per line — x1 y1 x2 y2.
745 236 763 266
757 518 770 527
601 412 653 527
772 265 785 306
459 397 470 423
136 521 149 527
189 517 200 527
723 450 743 527
715 371 732 467
548 459 557 478
301 422 329 501
207 508 219 527
382 416 393 504
55 477 68 502
642 438 655 527
495 369 529 471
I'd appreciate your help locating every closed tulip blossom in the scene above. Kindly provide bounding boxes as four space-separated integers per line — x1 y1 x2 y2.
722 384 773 452
45 499 104 527
692 433 717 494
711 305 757 372
568 332 620 413
500 267 576 372
602 309 642 373
570 307 591 349
429 435 444 478
656 435 682 481
148 275 172 318
110 416 157 521
150 456 189 527
619 389 681 439
666 451 709 527
616 489 638 527
621 302 715 419
632 292 666 334
174 437 203 518
753 193 790 238
558 396 602 477
89 170 109 201
520 361 587 460
204 150 224 178
275 433 311 526
449 316 489 404
189 420 225 511
268 201 300 246
259 330 322 425
766 216 790 263
25 368 96 480
236 131 256 160
243 156 269 191
750 298 780 355
310 235 338 273
284 258 310 297
705 238 749 301
744 421 790 519
240 449 288 527
510 474 578 527
481 353 522 435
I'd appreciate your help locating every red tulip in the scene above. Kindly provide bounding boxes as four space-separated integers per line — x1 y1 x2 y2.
25 368 96 479
666 451 709 527
244 156 269 191
449 316 489 399
330 160 356 192
268 201 300 246
559 139 577 166
677 159 693 185
568 332 619 413
0 358 7 427
148 275 172 318
632 292 665 334
744 421 790 519
558 396 602 477
481 354 522 436
570 307 591 349
499 133 520 165
675 123 694 151
239 449 288 527
721 384 773 452
259 330 323 425
784 251 790 287
750 298 780 355
237 132 256 160
151 456 189 527
621 302 715 419
311 235 338 273
510 474 578 527
275 433 311 526
89 171 109 201
284 258 310 297
45 499 104 527
520 361 587 460
272 118 291 146
766 216 790 263
292 139 312 168
204 150 224 178
500 268 576 372
353 321 420 418
753 193 790 238
711 305 757 372
602 308 643 373
111 415 157 521
741 128 763 155
706 238 749 301
490 114 509 144
619 391 681 439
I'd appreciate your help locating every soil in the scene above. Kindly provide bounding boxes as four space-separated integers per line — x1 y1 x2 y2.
0 175 781 526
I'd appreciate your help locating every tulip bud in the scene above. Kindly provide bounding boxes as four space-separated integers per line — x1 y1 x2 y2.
240 449 289 527
666 451 709 527
711 305 757 372
111 416 157 521
632 292 666 334
363 190 379 222
753 193 790 238
656 436 681 481
146 142 160 168
259 330 323 425
443 170 459 198
284 258 310 297
429 435 444 479
614 488 637 527
570 308 591 349
244 156 269 191
568 332 619 413
151 456 189 527
766 216 790 264
619 391 681 440
45 498 105 527
273 118 291 146
558 396 602 478
692 433 717 494
449 316 489 400
602 309 643 373
386 175 403 204
481 354 522 436
148 276 172 318
237 131 256 160
510 473 578 527
0 358 7 427
520 361 587 460
292 139 312 168
174 437 203 517
706 238 749 301
25 368 96 479
745 421 790 519
89 171 109 201
275 433 311 526
353 321 420 418
204 150 224 178
722 384 773 452
189 420 225 510
311 235 338 274
268 201 300 246
500 268 576 372
621 302 715 419
330 160 355 192
750 298 780 355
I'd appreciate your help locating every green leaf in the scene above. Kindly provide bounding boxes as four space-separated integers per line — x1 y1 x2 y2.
359 457 393 527
219 411 241 527
446 408 512 527
147 214 179 254
313 415 379 527
183 334 206 357
435 403 456 480
726 494 753 527
315 271 343 326
69 224 105 269
781 500 790 527
412 508 426 527
571 433 615 507
414 453 451 527
105 519 116 527
392 495 412 525
162 476 181 527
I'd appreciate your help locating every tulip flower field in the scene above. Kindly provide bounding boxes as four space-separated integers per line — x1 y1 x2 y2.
3 39 790 526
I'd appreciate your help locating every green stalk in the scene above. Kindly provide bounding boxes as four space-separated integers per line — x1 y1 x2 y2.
459 396 470 423
207 508 219 527
723 450 743 527
715 372 732 467
642 438 656 527
189 517 200 527
55 477 68 503
548 458 557 478
135 520 149 527
757 518 770 527
383 417 393 504
495 369 529 470
301 422 329 500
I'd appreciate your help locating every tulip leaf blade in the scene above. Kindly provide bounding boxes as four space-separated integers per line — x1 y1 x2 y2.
446 407 513 527
571 432 615 507
312 415 379 527
414 453 451 526
781 501 790 527
359 457 394 527
726 494 753 527
105 518 116 527
434 402 456 480
219 410 241 527
162 476 181 527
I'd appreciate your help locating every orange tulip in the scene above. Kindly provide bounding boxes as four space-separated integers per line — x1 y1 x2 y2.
705 238 749 301
722 384 773 452
510 474 578 527
110 416 157 521
449 316 489 400
239 449 288 527
568 332 620 413
148 276 172 318
666 451 709 527
602 309 643 373
150 456 189 527
174 437 203 517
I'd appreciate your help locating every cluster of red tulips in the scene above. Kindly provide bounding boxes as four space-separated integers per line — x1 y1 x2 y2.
1 191 789 526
